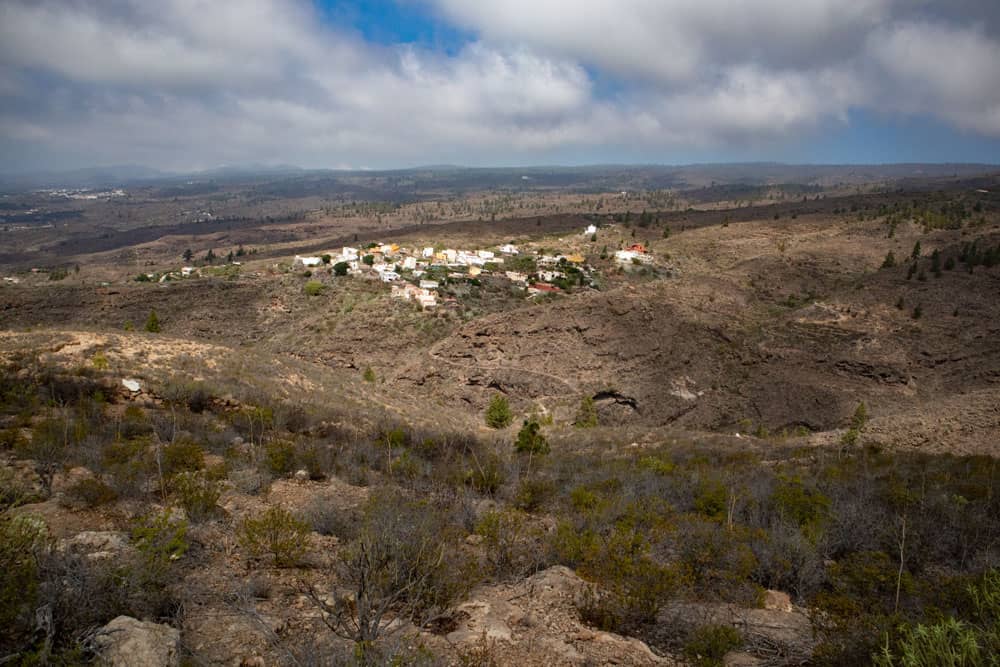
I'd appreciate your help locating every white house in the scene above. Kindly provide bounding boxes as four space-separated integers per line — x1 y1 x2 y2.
294 255 323 268
341 247 359 261
615 250 650 264
181 267 195 277
505 271 527 283
402 256 417 270
499 244 519 255
538 270 564 282
380 271 400 282
584 224 598 236
477 250 495 260
419 280 439 290
422 247 434 259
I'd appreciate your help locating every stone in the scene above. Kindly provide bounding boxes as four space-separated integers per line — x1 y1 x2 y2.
294 469 310 482
94 616 181 667
762 589 793 613
122 379 141 393
59 531 132 560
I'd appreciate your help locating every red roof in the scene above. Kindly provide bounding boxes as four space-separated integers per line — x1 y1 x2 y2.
530 283 561 292
627 243 647 253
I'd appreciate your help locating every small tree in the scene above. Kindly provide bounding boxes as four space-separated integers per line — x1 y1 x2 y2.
145 310 161 333
305 491 472 652
574 396 598 428
840 401 869 451
321 254 332 265
182 248 193 262
205 248 216 264
484 394 512 429
881 251 896 269
333 261 349 276
911 241 921 259
304 281 325 296
515 420 549 455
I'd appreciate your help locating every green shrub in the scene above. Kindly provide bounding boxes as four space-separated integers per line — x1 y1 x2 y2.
771 476 829 534
573 396 598 428
466 455 505 495
684 624 743 667
170 470 220 522
484 394 512 429
0 514 48 644
131 509 189 572
101 438 149 497
239 506 311 567
514 420 549 455
694 478 729 521
476 509 536 579
638 455 676 476
162 439 205 477
304 280 325 296
333 261 349 276
264 439 296 476
363 366 376 383
514 477 556 512
145 310 161 333
874 618 986 667
66 477 117 508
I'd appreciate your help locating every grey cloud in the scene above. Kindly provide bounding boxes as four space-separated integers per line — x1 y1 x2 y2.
0 0 999 170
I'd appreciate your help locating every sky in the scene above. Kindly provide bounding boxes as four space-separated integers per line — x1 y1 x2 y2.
1 0 1000 172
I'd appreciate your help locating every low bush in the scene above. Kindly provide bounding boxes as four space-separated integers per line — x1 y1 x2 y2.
171 470 221 522
265 439 296 476
162 438 205 477
304 280 325 296
683 624 743 667
65 477 117 508
239 506 311 567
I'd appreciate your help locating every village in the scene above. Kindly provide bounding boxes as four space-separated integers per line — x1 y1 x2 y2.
288 222 654 309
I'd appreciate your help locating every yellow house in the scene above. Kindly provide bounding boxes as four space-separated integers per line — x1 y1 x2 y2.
469 265 483 277
566 254 585 264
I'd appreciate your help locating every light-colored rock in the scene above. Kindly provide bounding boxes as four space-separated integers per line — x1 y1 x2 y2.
94 615 181 667
762 589 793 613
433 566 671 665
294 469 310 482
59 531 132 560
724 651 764 666
122 379 141 393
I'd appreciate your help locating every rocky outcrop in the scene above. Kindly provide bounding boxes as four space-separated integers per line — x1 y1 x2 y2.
654 591 815 665
58 531 132 560
93 616 181 667
429 566 674 666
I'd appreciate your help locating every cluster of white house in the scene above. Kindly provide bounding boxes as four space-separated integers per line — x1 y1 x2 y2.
293 243 526 309
288 223 622 309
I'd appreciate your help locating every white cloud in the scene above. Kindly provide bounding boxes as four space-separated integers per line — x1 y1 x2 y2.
0 0 998 170
866 21 1000 134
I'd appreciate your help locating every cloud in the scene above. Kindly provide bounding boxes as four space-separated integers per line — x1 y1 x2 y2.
429 0 891 83
866 21 1000 134
0 0 998 170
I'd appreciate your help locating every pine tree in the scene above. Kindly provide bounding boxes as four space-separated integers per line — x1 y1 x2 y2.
183 248 193 262
514 420 549 454
485 394 512 429
145 310 161 333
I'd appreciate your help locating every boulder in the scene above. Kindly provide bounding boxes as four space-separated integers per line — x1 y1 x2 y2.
59 530 131 560
93 616 181 667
